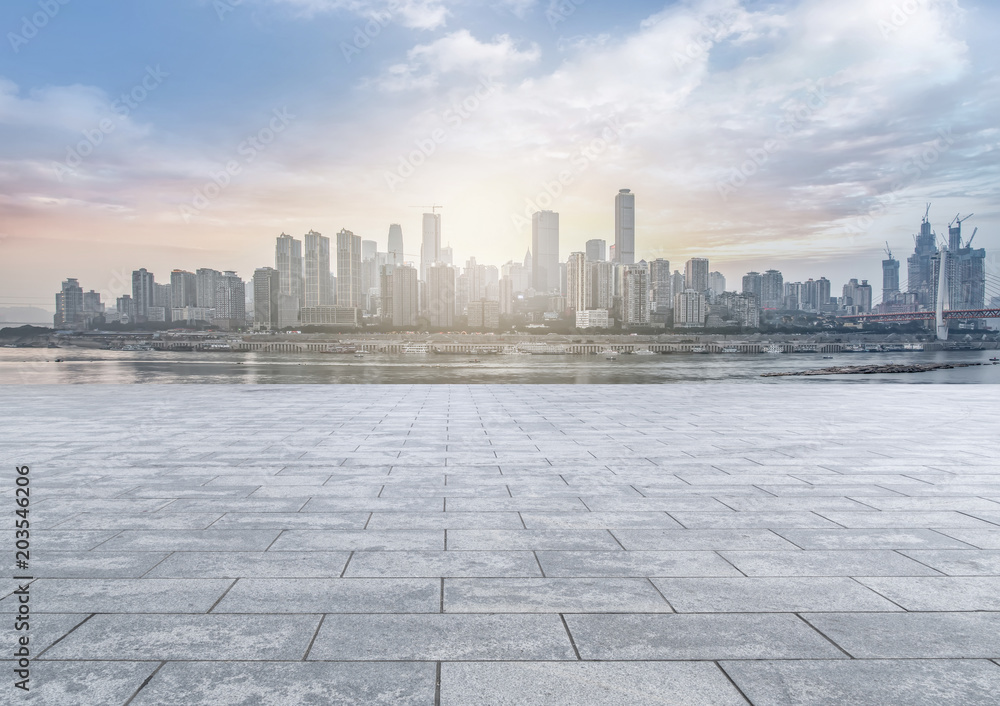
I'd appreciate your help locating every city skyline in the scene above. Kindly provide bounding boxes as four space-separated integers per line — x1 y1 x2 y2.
2 0 999 311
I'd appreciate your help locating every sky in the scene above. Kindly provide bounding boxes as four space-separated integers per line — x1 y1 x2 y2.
1 0 998 312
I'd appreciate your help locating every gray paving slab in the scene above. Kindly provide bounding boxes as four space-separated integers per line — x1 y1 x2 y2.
899 549 1000 575
208 512 369 529
269 529 444 551
43 614 321 660
0 613 89 653
144 551 351 578
935 528 1000 548
857 577 1000 610
721 659 1000 705
650 577 902 612
669 512 841 529
131 661 437 705
27 551 170 578
344 550 542 577
804 612 1000 658
444 578 672 613
439 662 749 706
774 528 976 549
447 529 622 550
612 529 798 550
0 578 233 614
213 578 439 613
366 512 524 529
720 550 942 576
7 661 158 705
535 550 742 577
53 513 224 530
309 614 577 660
565 613 846 660
519 512 683 529
96 530 281 552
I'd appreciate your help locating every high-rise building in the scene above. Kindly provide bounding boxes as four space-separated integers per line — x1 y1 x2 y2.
82 290 103 327
304 230 333 308
882 252 900 302
275 233 303 309
842 278 873 313
761 270 784 309
54 278 84 328
614 189 635 264
620 263 649 328
214 271 245 329
499 276 514 316
170 270 197 309
588 260 615 310
669 270 686 304
116 295 135 324
944 218 986 311
685 258 709 294
531 210 560 293
131 268 155 322
196 268 221 309
742 272 763 302
649 259 671 313
391 264 419 328
440 245 453 266
387 224 404 266
361 243 379 315
336 228 362 309
420 212 441 281
784 281 803 310
253 267 280 330
467 300 500 330
674 290 706 328
426 263 455 329
565 252 589 312
907 210 938 307
586 239 607 262
708 271 726 297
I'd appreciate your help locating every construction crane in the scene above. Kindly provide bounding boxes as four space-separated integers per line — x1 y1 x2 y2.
884 241 894 260
950 213 974 228
924 203 931 223
967 227 978 248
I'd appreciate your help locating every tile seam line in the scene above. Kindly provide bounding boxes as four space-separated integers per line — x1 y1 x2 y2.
122 660 167 706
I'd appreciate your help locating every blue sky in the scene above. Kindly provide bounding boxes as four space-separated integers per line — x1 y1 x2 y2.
1 0 998 309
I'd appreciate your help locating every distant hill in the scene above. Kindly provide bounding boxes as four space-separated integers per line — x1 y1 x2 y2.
0 306 52 324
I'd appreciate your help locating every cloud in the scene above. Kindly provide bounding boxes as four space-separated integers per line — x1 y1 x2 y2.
373 29 541 90
265 0 452 29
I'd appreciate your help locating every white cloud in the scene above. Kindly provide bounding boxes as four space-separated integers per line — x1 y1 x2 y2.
266 0 452 29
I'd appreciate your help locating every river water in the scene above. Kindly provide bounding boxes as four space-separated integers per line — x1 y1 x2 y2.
1 348 998 384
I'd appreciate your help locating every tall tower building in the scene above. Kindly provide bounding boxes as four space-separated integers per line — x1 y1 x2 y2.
589 260 615 310
170 270 197 309
761 270 784 309
882 253 900 302
674 290 706 327
426 263 455 329
275 233 304 308
685 258 709 294
586 239 607 262
649 259 671 313
387 224 404 266
54 278 84 328
304 230 332 308
336 229 363 309
214 271 246 329
531 210 560 293
196 268 221 309
392 264 419 328
252 267 280 330
708 271 726 297
907 209 938 307
131 268 155 322
742 272 763 302
614 189 635 264
620 263 649 327
420 212 441 281
566 252 589 312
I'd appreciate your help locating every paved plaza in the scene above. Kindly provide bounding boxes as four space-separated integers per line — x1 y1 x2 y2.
3 383 1000 704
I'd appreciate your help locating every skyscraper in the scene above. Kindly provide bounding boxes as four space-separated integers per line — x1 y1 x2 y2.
420 212 441 281
586 239 607 262
649 259 671 313
674 290 706 328
907 210 938 307
392 264 418 328
708 271 726 297
566 252 589 312
170 270 197 309
440 245 453 266
742 272 763 303
685 258 709 294
336 229 363 309
387 224 404 266
54 278 84 328
196 268 220 309
131 268 155 322
589 260 615 310
620 264 649 327
882 252 900 302
252 267 280 330
275 233 303 309
531 210 559 293
426 263 455 329
214 271 245 329
761 270 784 309
304 230 332 308
614 189 635 264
